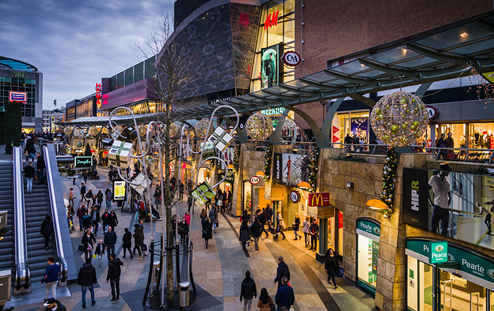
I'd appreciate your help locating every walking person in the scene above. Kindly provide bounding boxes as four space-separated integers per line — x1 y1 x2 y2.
275 277 295 311
187 193 194 212
259 209 269 238
94 241 104 267
309 219 319 251
265 204 273 231
273 257 290 288
90 206 100 236
42 298 67 311
325 248 339 289
104 226 117 262
82 229 96 262
107 253 123 302
292 213 301 240
106 188 113 208
178 216 189 245
101 209 110 232
41 257 59 300
77 204 87 231
200 208 207 225
240 270 257 311
37 152 46 184
122 228 133 259
80 183 86 202
96 190 104 206
239 220 250 249
250 218 261 250
82 211 92 231
85 189 93 208
275 210 286 239
133 224 144 259
302 216 310 247
68 188 76 207
23 160 35 193
40 215 53 251
209 206 218 233
25 137 36 160
257 288 274 311
202 217 213 249
77 259 97 308
109 210 118 231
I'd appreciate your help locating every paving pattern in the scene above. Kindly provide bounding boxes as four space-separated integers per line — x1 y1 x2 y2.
8 165 377 311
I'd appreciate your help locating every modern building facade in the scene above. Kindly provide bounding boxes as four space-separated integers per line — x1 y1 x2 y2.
42 109 51 132
0 56 43 132
64 93 98 122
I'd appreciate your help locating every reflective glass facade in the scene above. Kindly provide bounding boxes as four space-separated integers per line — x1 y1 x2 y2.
0 76 36 117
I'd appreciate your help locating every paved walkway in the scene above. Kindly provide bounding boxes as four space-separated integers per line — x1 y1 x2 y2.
10 166 376 311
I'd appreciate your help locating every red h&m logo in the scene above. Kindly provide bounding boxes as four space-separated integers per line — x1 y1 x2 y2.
264 10 279 30
95 83 102 99
239 12 250 28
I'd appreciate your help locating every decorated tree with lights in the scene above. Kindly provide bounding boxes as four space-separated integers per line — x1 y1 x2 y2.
380 148 398 215
262 144 273 181
307 146 319 193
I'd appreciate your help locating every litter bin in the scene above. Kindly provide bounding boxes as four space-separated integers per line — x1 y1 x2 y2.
179 282 190 307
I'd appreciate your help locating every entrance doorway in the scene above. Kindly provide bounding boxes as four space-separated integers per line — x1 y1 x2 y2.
439 270 486 311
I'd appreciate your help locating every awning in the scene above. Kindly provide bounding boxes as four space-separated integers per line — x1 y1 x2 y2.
173 13 494 121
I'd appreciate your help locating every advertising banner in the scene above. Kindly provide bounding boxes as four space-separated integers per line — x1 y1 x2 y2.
113 181 126 201
403 168 494 251
74 156 93 168
261 45 279 89
9 91 27 103
272 153 310 187
357 219 381 240
218 169 235 185
191 181 216 205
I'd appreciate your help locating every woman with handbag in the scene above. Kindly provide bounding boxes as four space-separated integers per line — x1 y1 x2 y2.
275 210 286 240
108 210 118 231
202 217 213 249
239 220 250 249
82 229 96 262
257 288 275 311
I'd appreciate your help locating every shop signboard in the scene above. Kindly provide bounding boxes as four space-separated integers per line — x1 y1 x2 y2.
426 106 438 119
113 181 126 201
406 239 494 290
273 153 310 187
282 51 301 67
74 156 93 168
9 91 27 103
430 241 448 264
261 45 279 89
218 170 235 185
290 190 300 203
308 192 330 207
356 219 381 240
191 181 216 205
403 168 494 252
249 176 261 185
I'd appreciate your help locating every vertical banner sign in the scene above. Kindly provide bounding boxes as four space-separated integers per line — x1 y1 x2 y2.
402 168 429 230
273 153 282 184
430 241 448 264
261 45 279 89
113 181 126 201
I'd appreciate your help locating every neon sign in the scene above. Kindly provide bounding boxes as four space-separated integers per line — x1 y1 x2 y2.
239 12 250 28
264 10 279 30
95 83 102 107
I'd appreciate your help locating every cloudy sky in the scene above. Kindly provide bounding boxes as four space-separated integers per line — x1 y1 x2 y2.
0 0 174 110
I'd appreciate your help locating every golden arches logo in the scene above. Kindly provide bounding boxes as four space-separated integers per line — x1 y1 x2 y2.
311 194 324 206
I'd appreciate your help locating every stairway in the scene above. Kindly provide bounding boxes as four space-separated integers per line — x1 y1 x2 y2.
0 161 13 273
24 174 58 287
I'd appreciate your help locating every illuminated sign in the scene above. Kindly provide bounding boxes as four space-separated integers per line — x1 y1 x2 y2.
113 181 126 201
429 241 448 264
290 190 300 203
261 107 284 116
261 45 279 89
426 106 438 120
74 156 93 168
9 91 27 103
308 193 330 207
250 176 261 185
282 51 301 67
264 10 279 30
239 12 250 28
95 83 102 108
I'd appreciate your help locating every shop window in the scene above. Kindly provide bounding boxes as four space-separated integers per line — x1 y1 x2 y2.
332 110 370 145
357 234 379 294
439 270 486 311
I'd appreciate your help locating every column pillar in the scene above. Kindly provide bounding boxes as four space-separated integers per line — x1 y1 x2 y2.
317 218 328 262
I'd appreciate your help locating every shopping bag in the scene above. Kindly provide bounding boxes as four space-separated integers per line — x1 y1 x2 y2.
93 254 97 258
141 244 148 252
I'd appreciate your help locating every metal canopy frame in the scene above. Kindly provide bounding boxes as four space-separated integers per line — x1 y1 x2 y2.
172 12 494 121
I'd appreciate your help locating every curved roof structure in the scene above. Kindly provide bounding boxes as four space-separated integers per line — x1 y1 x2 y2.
0 56 38 72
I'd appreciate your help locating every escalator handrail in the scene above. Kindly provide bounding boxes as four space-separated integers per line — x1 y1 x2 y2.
13 147 30 291
43 146 68 283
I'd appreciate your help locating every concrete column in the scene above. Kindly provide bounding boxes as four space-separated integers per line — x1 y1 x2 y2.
318 218 328 260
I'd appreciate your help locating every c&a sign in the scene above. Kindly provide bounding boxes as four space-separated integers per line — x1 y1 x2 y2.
308 192 330 207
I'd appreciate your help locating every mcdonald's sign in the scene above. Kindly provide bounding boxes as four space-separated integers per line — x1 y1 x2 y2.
308 192 330 207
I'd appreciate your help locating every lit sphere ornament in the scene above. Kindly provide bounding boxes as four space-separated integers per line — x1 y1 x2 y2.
64 127 73 135
195 118 213 139
246 112 273 141
167 123 179 138
370 91 429 147
89 126 99 136
138 125 147 137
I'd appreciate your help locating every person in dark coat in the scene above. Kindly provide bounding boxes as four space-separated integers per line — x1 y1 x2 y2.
240 270 257 310
107 254 123 302
23 160 36 193
250 218 261 250
43 298 67 311
274 257 290 288
36 152 46 184
239 220 250 249
202 217 213 249
259 210 269 237
103 226 117 261
40 215 53 251
90 206 100 236
133 224 144 258
82 229 96 262
108 210 118 230
275 277 295 311
77 259 97 308
80 183 86 202
96 190 104 206
325 248 339 289
122 228 132 259
309 219 319 251
101 209 110 231
178 216 189 245
292 213 301 240
82 211 92 231
25 138 36 160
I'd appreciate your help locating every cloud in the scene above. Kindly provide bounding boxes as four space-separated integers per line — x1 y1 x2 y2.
0 0 174 110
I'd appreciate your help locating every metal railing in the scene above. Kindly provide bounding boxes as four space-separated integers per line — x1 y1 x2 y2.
43 145 68 285
425 146 494 164
12 147 30 294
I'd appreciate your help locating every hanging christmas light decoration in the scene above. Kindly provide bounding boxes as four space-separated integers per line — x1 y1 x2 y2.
246 112 273 141
167 123 179 138
89 126 99 137
64 127 73 135
138 125 147 137
195 118 213 139
370 91 429 147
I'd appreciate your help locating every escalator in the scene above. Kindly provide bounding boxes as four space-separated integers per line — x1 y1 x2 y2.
23 176 58 285
0 161 14 274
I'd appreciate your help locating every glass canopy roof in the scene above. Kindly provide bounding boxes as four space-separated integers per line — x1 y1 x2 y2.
0 57 38 72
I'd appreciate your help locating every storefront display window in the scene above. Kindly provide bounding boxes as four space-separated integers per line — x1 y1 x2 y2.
356 219 380 295
243 180 252 216
433 122 494 149
332 110 370 145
